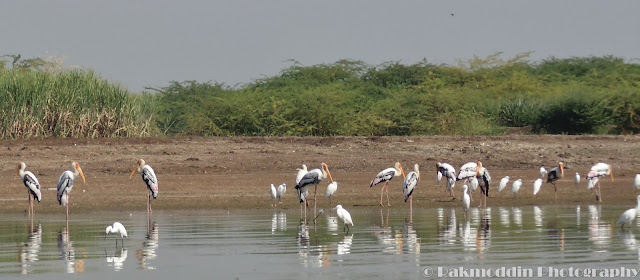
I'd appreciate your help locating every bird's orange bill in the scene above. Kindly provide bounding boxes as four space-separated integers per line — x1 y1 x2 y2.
129 166 138 179
560 163 564 178
400 164 406 178
418 175 421 181
76 163 87 183
323 163 334 182
610 169 614 181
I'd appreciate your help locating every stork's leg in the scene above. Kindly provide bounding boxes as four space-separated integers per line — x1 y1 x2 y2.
314 184 317 218
597 182 602 202
554 183 558 203
66 199 69 221
380 182 385 206
385 184 391 207
409 195 413 216
28 193 32 217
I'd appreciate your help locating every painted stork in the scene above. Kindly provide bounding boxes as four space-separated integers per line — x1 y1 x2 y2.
105 222 128 246
617 195 640 230
497 176 509 192
475 161 491 208
295 164 309 215
587 162 613 202
15 162 42 217
511 179 522 197
370 162 405 206
546 162 564 201
335 205 353 233
130 159 159 214
57 162 86 221
296 163 333 220
325 181 338 204
402 164 420 213
457 162 477 183
436 162 456 199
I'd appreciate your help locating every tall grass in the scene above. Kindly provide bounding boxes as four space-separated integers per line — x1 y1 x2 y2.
0 69 153 139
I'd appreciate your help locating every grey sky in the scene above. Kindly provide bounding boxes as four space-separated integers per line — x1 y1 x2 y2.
2 1 638 92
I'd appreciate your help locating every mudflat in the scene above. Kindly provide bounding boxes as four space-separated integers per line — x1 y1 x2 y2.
2 135 639 214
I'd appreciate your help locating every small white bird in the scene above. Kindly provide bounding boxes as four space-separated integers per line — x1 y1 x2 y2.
511 179 523 197
633 174 640 190
617 195 640 230
335 205 354 232
533 178 543 196
277 183 287 201
106 222 128 245
270 184 277 200
540 166 548 179
436 171 443 184
498 176 509 192
469 177 479 193
325 181 338 204
574 172 581 186
462 185 470 212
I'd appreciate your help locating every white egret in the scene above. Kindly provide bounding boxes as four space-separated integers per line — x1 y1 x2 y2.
15 162 42 217
574 172 581 186
130 159 159 214
533 178 543 196
633 174 640 190
276 183 287 201
370 162 405 206
335 205 353 233
325 181 338 204
270 184 277 200
497 176 509 192
57 162 86 221
511 179 523 197
540 166 548 179
462 185 470 213
617 195 640 230
105 222 128 246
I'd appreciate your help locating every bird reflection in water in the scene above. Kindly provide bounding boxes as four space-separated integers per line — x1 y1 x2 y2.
372 209 395 254
137 220 158 270
271 211 287 234
106 247 128 271
587 204 611 250
476 208 491 254
58 227 85 273
437 208 457 246
19 223 42 274
296 220 331 267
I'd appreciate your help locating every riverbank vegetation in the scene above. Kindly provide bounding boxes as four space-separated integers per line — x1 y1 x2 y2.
2 53 639 139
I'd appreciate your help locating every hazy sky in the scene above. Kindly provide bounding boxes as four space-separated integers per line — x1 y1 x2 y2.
2 1 638 92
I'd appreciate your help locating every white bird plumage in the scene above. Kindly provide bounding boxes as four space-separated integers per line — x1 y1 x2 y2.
497 176 509 192
277 183 286 200
533 178 543 196
574 172 581 186
587 162 613 202
511 179 523 196
106 222 128 246
370 162 405 207
335 205 353 232
617 195 640 230
270 184 277 200
457 162 477 181
325 181 338 204
462 185 470 212
540 166 548 179
57 161 86 220
402 164 420 212
437 162 457 199
633 174 640 190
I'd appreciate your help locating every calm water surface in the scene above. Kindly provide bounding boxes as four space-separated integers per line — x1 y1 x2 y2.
0 205 639 279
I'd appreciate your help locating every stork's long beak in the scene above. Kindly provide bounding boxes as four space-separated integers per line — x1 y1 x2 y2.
323 163 334 182
418 175 421 182
610 169 614 181
400 166 406 179
78 166 87 183
129 166 137 179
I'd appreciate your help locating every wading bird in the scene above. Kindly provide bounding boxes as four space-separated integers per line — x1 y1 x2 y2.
295 164 309 215
296 163 333 220
57 162 86 221
511 179 523 197
276 183 287 201
633 174 640 190
475 161 491 208
15 162 42 217
105 222 128 246
457 162 477 184
497 176 509 193
370 162 405 206
587 162 613 202
462 184 470 213
574 172 581 186
325 181 338 204
436 162 456 199
402 164 420 213
540 166 548 179
270 184 277 200
546 162 564 201
130 159 159 214
617 195 640 230
335 205 353 233
533 178 543 196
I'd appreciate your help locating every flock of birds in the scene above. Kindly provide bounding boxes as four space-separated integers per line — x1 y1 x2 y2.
15 159 158 243
270 161 640 232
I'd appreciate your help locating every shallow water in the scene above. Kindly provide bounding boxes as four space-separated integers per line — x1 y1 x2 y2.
0 205 639 279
